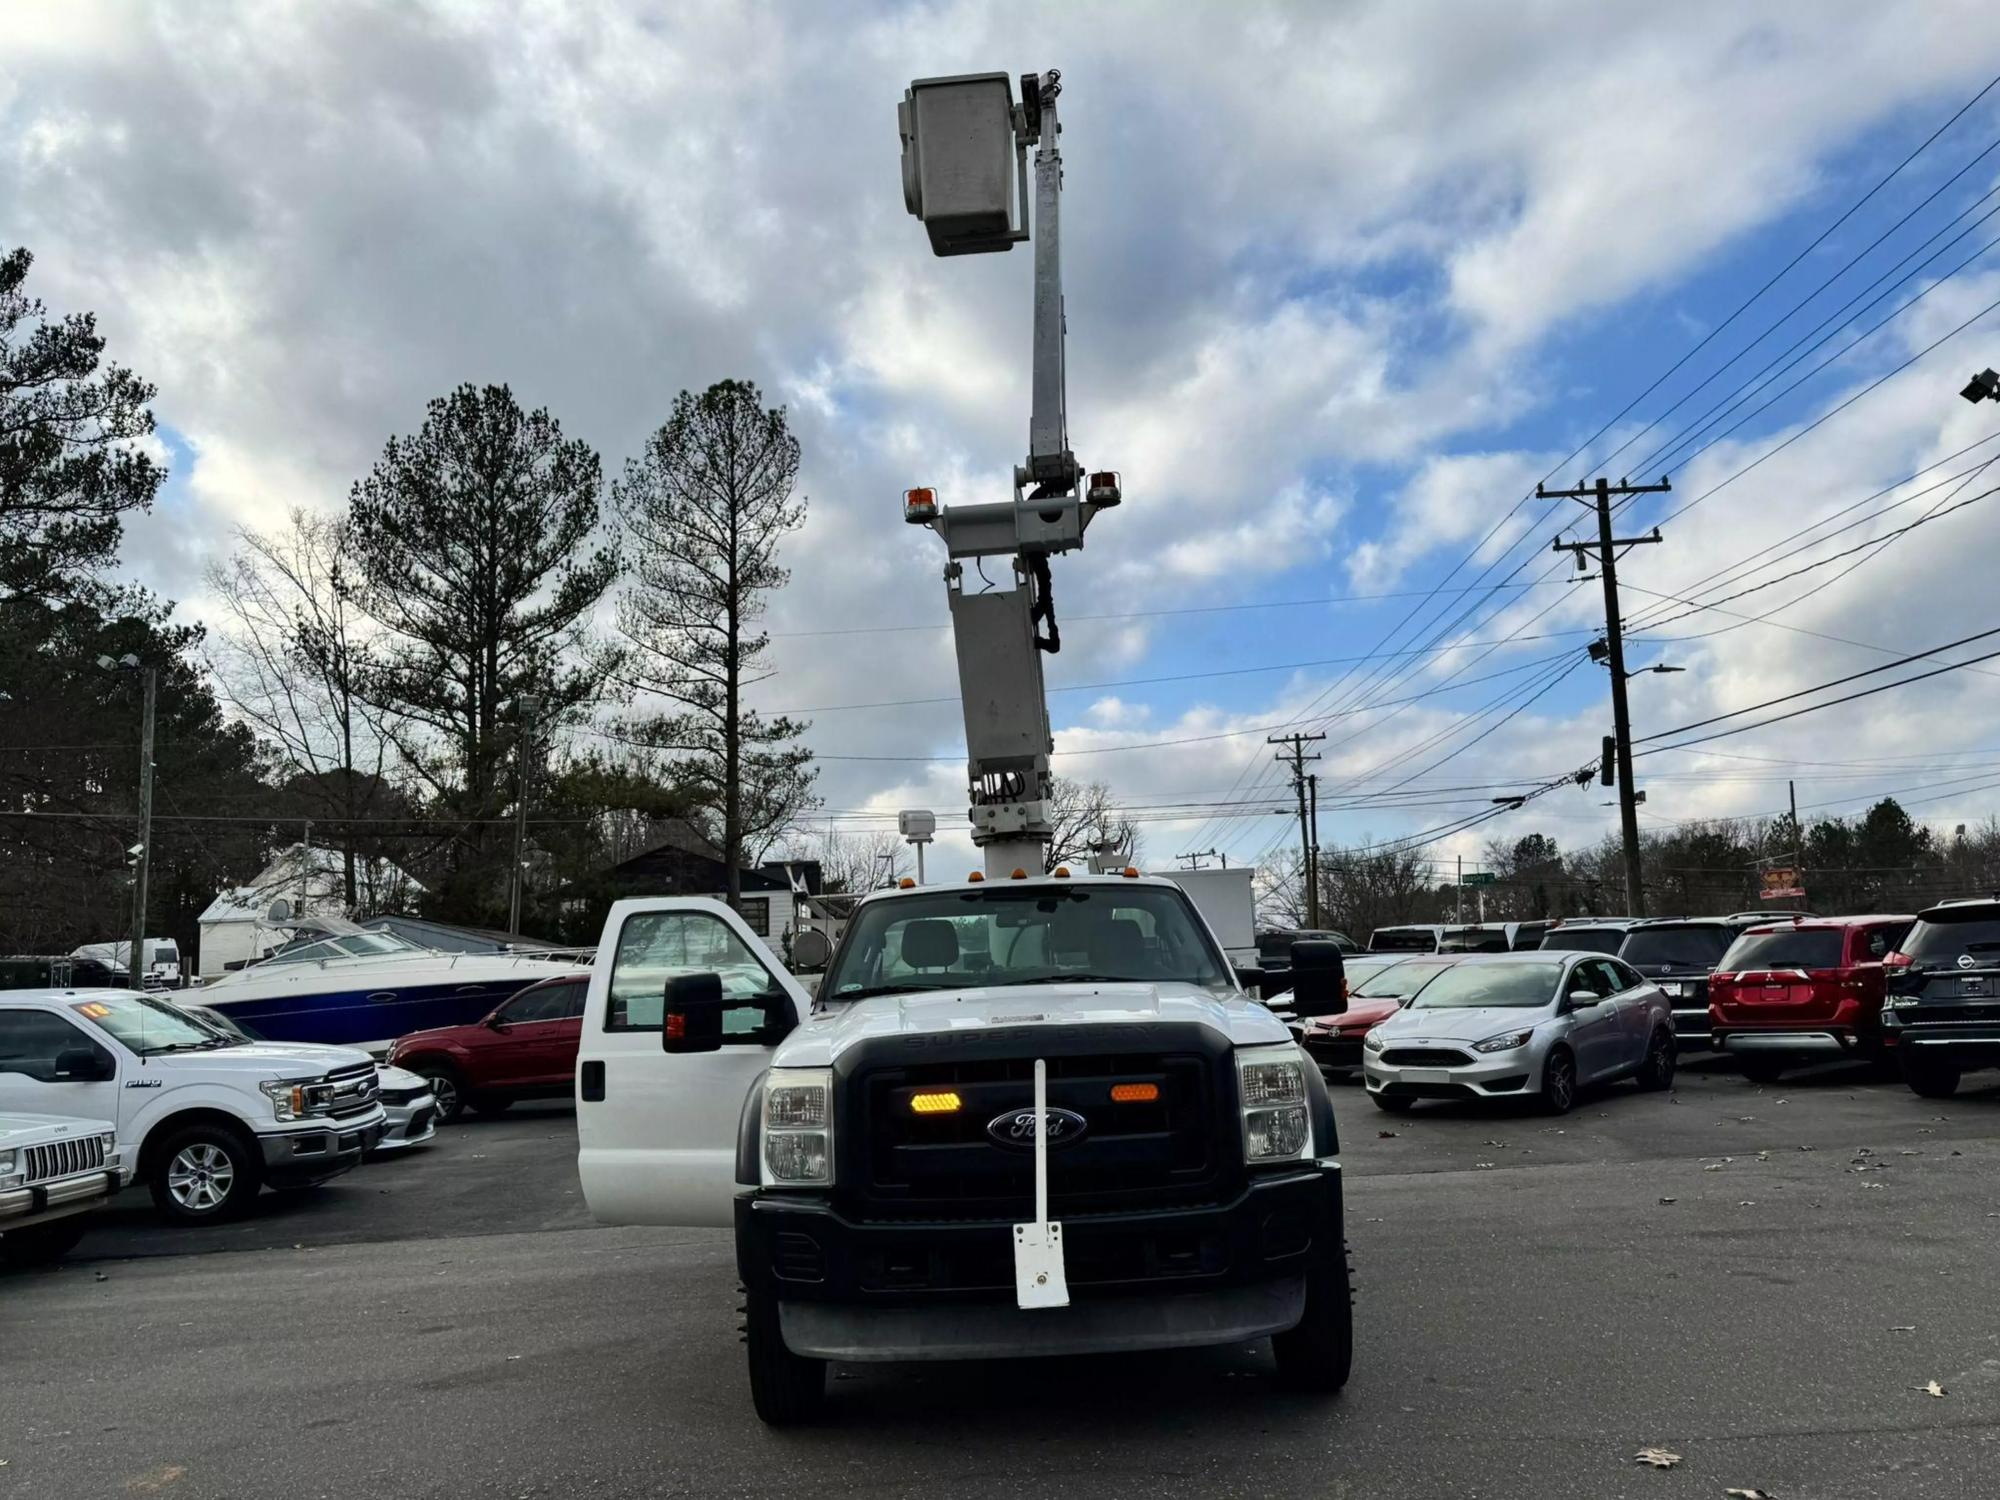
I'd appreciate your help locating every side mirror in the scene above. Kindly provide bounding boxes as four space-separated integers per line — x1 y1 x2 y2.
1567 990 1605 1011
662 972 726 1054
1287 940 1348 1019
54 1047 113 1082
484 1013 509 1032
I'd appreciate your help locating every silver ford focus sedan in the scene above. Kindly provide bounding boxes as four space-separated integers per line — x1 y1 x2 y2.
1362 951 1675 1115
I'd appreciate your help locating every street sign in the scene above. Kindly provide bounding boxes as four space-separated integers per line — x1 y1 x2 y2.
1462 872 1497 887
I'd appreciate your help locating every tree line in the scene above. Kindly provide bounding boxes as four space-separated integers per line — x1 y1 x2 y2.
1258 798 2000 939
1 246 817 958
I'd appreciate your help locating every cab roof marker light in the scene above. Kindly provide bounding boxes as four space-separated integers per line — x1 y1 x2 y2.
1011 868 1029 880
1053 865 1070 877
899 876 916 889
968 871 985 882
1121 866 1140 878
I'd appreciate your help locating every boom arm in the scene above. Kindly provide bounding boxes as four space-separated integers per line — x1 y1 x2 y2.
900 70 1121 877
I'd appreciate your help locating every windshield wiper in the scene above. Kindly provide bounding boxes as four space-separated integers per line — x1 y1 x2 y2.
141 1040 223 1056
828 984 948 1001
1008 973 1150 986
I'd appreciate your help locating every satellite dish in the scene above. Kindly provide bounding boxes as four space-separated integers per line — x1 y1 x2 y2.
791 929 833 972
265 898 294 925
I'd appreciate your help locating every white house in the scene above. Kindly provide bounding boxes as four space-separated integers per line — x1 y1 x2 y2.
196 843 423 978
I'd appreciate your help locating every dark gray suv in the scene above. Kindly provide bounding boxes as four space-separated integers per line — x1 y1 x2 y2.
1880 897 2000 1097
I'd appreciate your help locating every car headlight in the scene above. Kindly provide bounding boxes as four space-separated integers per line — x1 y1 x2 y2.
761 1067 834 1187
1473 1029 1534 1054
1235 1044 1311 1163
1362 1029 1387 1053
260 1078 335 1121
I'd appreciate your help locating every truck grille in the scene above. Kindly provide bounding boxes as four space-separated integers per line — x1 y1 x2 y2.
26 1134 108 1184
325 1060 380 1119
849 1050 1227 1218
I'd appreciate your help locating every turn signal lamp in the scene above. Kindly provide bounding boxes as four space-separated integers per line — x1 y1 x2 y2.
904 487 939 523
910 1090 963 1115
1110 1082 1158 1104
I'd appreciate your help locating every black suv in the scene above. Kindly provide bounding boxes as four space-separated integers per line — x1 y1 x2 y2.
1617 915 1773 1050
1880 897 2000 1097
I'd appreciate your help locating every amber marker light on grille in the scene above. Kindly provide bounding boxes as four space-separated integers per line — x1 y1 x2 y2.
1110 1082 1159 1103
909 1091 963 1115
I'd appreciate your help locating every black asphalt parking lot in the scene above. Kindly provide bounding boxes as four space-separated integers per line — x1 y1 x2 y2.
5 1059 1999 1499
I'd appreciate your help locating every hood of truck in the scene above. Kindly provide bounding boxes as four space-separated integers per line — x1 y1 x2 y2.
131 1040 376 1079
0 1111 118 1146
775 982 1288 1067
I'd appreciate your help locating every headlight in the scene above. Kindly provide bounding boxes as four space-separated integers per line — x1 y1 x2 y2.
1235 1044 1311 1163
761 1067 833 1187
1362 1030 1387 1053
259 1078 335 1121
1473 1029 1534 1054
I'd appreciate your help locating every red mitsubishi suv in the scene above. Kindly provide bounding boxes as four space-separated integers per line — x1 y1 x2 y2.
1707 914 1912 1083
386 973 587 1123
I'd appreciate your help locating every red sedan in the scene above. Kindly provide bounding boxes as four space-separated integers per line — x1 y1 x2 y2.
386 973 587 1123
1298 955 1461 1075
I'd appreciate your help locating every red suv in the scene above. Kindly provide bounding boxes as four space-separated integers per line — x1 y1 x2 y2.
1708 915 1912 1083
386 974 587 1123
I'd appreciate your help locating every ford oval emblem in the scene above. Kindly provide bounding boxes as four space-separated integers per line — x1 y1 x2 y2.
986 1106 1089 1151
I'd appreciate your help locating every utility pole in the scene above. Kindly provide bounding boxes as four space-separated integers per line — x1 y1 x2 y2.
128 666 157 991
1176 848 1221 870
1543 475 1669 918
1307 773 1320 923
1268 732 1325 926
1455 854 1464 925
509 696 542 936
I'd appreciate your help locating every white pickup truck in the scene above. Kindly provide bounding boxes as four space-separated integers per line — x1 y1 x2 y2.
575 874 1353 1424
1 1112 128 1267
0 989 384 1223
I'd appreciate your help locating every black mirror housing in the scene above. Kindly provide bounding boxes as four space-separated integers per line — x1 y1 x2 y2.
662 971 726 1054
54 1046 113 1082
1287 940 1348 1019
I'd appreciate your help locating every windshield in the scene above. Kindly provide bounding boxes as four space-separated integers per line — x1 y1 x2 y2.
1368 927 1437 952
822 884 1232 1000
1903 909 2000 966
1408 962 1564 1010
1621 925 1733 970
1438 927 1508 953
1719 929 1845 971
71 993 231 1054
257 930 415 966
1352 957 1457 999
1539 927 1626 955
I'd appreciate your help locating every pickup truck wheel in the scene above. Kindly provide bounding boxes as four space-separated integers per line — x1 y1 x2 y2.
410 1064 466 1124
1902 1057 1961 1099
1271 1241 1353 1392
744 1288 826 1425
1 1219 90 1269
1538 1048 1577 1115
1737 1056 1786 1085
149 1123 261 1224
1634 1027 1677 1091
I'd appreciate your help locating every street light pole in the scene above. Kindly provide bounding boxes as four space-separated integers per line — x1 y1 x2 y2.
128 666 157 990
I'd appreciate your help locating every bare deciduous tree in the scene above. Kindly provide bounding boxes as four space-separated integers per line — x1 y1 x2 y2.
1045 777 1139 873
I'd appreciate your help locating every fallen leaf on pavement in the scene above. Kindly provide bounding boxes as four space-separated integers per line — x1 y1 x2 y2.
1377 1131 1397 1138
1854 1146 1874 1156
1633 1447 1681 1469
1704 1163 1726 1172
1737 1200 1757 1207
1889 1326 1915 1333
1918 1380 1946 1397
1725 1489 1774 1499
1658 1197 1677 1205
1475 1162 1495 1169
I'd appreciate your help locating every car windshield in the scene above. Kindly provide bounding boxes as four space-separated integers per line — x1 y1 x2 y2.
1902 910 2000 965
70 993 229 1054
1368 928 1436 952
256 930 416 966
1407 962 1563 1010
822 884 1232 1000
1539 927 1625 954
1719 929 1845 971
1352 958 1456 999
1438 927 1508 953
1620 925 1733 969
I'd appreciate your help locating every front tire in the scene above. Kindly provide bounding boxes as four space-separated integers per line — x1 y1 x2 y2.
1634 1027 1677 1091
1539 1048 1577 1115
745 1287 826 1425
1902 1056 1961 1099
0 1219 90 1269
410 1063 467 1124
1272 1240 1354 1392
148 1122 262 1224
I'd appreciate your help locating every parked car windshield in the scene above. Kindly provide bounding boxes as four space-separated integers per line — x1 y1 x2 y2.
1902 908 2000 966
1539 927 1626 954
1368 928 1436 952
1405 961 1563 1010
1438 927 1509 953
1719 929 1846 971
70 993 230 1054
1620 924 1733 969
1351 957 1457 1000
822 884 1232 1000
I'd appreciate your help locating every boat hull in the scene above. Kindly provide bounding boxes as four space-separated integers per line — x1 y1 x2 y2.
199 959 583 1051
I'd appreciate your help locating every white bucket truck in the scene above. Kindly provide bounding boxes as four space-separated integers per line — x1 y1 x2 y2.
576 69 1353 1424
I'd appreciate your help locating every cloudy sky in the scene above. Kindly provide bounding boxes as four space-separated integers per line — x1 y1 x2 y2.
10 1 2000 880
